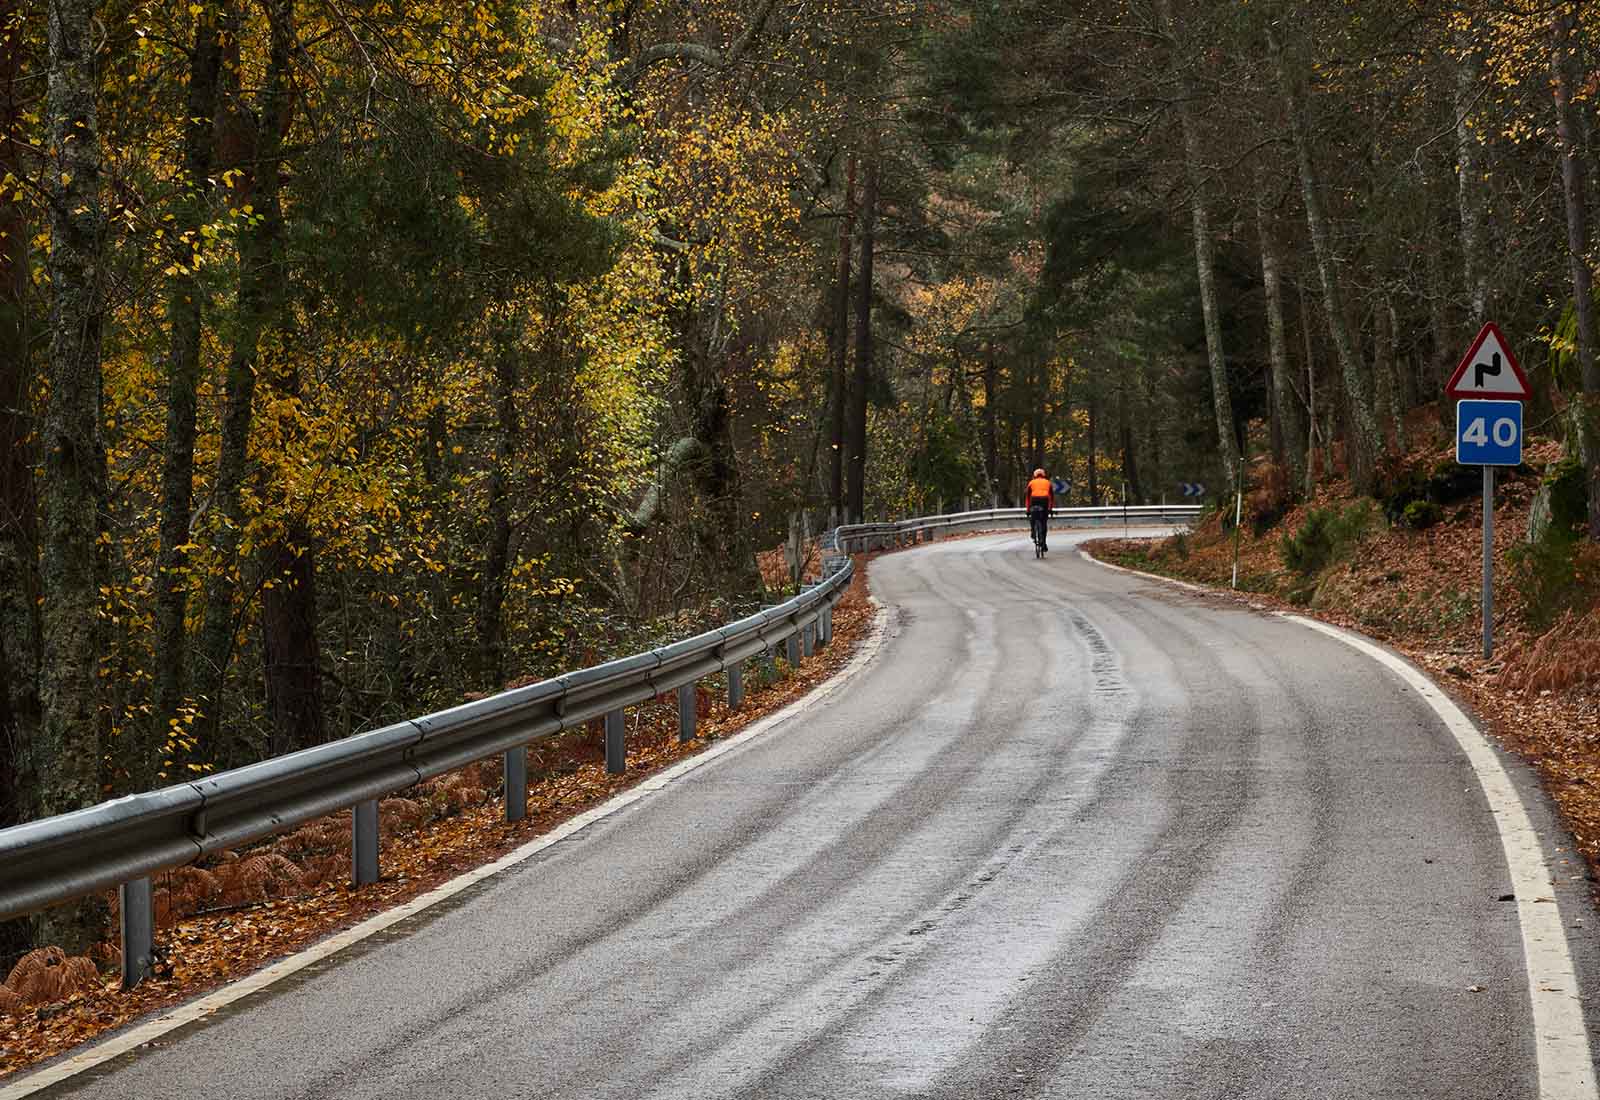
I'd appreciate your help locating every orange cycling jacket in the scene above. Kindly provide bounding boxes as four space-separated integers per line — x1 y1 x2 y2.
1025 476 1053 509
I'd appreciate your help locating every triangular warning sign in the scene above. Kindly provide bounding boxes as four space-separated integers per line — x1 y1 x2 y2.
1446 322 1531 400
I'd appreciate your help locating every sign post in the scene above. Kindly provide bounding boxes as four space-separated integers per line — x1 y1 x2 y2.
1483 466 1493 660
1231 462 1243 590
1447 322 1531 661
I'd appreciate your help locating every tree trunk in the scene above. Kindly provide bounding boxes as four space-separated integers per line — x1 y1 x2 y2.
36 0 109 952
1011 419 1025 502
1087 390 1099 505
982 350 999 506
1142 357 1162 498
1552 5 1600 538
1384 300 1408 452
1455 33 1490 329
1300 285 1319 493
1257 186 1306 491
1154 0 1239 491
1395 302 1420 414
0 0 36 831
1270 25 1381 494
1426 240 1452 427
1028 360 1045 471
194 0 291 756
1119 370 1143 503
38 0 107 821
693 342 758 590
827 154 854 524
477 334 517 689
260 518 323 755
846 147 877 524
152 5 225 768
1266 365 1283 467
1054 370 1071 493
1372 297 1397 454
256 347 323 755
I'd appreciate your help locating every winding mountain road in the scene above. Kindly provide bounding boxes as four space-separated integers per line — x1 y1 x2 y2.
22 529 1600 1099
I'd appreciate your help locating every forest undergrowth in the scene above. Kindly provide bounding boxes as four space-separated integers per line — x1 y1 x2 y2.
0 555 876 1079
1090 415 1600 893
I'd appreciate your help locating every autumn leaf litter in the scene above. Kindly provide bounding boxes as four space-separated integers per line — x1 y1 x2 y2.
0 559 875 1079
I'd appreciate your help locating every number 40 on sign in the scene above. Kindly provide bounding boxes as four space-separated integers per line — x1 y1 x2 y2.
1455 399 1523 466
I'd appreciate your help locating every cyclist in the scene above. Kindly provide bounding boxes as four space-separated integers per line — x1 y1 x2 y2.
1025 468 1054 553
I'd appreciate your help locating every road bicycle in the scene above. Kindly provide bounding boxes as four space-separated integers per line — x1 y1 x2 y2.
1029 508 1047 559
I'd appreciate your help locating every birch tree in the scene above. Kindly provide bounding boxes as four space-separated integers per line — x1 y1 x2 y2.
1153 0 1239 492
1268 20 1381 494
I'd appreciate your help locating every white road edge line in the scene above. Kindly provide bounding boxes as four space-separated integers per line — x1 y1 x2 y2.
1080 546 1599 1100
0 603 891 1100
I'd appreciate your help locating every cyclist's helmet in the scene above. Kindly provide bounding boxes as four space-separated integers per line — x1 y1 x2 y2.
1034 468 1045 478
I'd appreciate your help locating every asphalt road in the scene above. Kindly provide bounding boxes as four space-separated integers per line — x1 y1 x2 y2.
33 529 1600 1099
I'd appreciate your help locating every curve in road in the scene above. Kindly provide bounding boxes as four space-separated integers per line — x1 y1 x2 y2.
15 529 1600 1100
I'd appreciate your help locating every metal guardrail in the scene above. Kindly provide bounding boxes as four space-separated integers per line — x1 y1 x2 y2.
0 556 854 987
0 502 1196 989
827 504 1203 552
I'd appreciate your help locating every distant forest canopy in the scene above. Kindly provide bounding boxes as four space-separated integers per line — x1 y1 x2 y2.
3 0 1600 834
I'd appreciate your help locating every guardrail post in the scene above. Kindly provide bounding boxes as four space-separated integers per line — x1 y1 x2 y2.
605 708 626 774
800 583 819 656
504 747 527 823
677 683 696 743
119 877 154 990
727 662 744 710
353 799 379 886
822 604 833 645
785 631 801 669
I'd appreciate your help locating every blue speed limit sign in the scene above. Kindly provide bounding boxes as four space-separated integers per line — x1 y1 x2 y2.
1456 399 1523 466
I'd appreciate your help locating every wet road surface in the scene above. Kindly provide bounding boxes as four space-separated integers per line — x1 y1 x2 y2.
33 530 1600 1099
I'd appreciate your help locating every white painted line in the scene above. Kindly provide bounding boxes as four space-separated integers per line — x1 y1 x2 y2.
1080 549 1599 1099
1286 614 1597 1100
0 605 890 1099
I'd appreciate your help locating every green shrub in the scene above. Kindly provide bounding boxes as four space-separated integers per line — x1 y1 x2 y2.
1543 455 1588 537
1504 505 1593 626
1279 501 1378 576
1400 499 1442 530
1507 533 1582 631
1330 499 1378 545
1281 508 1336 575
1509 456 1589 630
1170 531 1190 560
